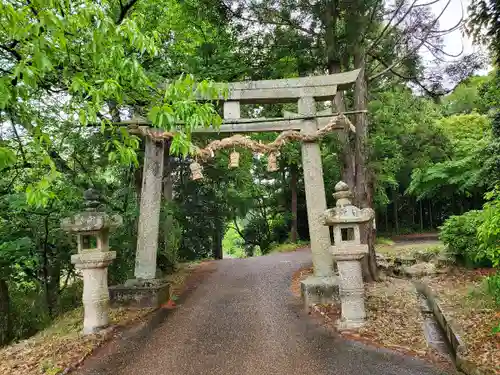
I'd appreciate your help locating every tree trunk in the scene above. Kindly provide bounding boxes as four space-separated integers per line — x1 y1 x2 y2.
324 1 355 190
134 164 143 204
161 144 178 271
0 279 11 346
428 200 433 230
47 266 60 318
419 200 424 232
329 62 356 189
163 151 174 246
385 206 389 233
411 198 415 226
213 219 224 260
324 0 375 281
393 190 399 234
290 164 298 243
353 49 377 282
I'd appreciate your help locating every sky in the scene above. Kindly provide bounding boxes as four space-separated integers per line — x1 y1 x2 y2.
427 0 478 59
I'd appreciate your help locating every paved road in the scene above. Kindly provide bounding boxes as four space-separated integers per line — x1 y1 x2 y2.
78 250 448 375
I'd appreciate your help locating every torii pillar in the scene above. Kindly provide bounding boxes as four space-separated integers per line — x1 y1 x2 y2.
298 97 334 278
109 132 171 308
134 135 165 280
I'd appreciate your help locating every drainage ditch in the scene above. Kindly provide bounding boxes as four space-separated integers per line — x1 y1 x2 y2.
416 292 455 361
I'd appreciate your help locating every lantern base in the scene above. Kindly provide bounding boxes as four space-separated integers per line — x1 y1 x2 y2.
300 275 339 309
336 317 366 331
109 279 171 309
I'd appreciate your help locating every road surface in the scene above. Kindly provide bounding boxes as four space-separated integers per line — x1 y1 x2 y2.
77 249 448 375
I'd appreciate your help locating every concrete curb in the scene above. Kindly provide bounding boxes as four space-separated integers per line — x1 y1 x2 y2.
413 281 487 375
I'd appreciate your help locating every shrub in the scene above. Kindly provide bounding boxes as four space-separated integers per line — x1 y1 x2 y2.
477 187 500 267
486 272 500 307
241 212 290 255
439 210 492 267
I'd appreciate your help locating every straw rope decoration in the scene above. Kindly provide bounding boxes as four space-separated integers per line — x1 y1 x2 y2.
127 114 354 179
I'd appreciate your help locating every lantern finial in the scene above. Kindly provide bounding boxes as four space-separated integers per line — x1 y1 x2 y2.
333 181 353 207
83 188 101 211
335 181 349 192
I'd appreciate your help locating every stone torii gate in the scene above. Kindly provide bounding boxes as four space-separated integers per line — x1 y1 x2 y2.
111 69 361 307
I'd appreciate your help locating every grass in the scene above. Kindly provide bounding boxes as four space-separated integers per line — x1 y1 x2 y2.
268 241 309 254
375 236 395 246
375 240 445 258
36 308 84 340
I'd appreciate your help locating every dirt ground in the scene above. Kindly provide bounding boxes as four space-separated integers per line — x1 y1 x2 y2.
292 260 499 375
424 268 500 375
0 261 216 375
291 266 455 372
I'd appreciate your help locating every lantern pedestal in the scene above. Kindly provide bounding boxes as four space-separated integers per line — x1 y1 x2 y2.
300 276 339 308
72 251 116 334
333 252 366 331
109 278 171 308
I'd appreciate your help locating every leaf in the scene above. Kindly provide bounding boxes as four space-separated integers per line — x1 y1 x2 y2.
0 147 16 170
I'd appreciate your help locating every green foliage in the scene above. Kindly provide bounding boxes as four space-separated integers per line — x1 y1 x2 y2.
442 75 490 115
368 87 446 207
408 113 492 199
439 210 491 267
239 212 290 256
0 0 225 207
158 203 182 272
268 241 309 254
467 0 500 62
477 188 500 267
148 74 226 157
485 272 500 307
7 280 82 344
222 225 246 258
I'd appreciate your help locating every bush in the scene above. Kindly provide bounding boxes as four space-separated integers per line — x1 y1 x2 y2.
486 272 500 307
439 210 492 267
6 279 83 344
477 187 500 267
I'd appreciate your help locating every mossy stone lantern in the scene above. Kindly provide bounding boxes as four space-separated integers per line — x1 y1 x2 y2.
61 189 122 334
321 181 374 330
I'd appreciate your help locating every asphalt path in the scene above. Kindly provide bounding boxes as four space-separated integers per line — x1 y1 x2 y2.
77 249 448 375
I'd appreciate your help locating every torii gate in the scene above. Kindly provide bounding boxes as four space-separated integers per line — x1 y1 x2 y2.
123 69 361 306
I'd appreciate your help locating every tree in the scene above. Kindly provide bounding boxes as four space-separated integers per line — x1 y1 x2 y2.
442 75 491 115
467 0 500 63
407 113 492 205
0 0 225 207
0 0 232 345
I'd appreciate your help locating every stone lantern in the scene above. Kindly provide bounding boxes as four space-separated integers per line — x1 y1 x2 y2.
321 181 374 330
61 189 122 335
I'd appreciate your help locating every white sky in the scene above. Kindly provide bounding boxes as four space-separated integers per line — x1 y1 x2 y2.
427 0 477 58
